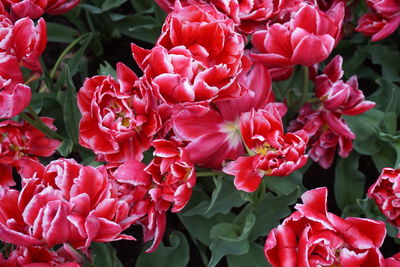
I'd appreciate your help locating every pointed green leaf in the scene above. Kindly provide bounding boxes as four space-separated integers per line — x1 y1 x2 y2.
136 232 189 267
86 243 123 267
334 152 365 210
227 243 270 267
63 65 81 145
208 212 255 267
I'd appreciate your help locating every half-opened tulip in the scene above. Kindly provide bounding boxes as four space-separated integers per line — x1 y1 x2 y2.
223 106 308 192
251 2 344 66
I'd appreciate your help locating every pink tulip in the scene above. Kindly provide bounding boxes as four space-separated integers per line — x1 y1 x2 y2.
223 106 308 192
78 63 161 164
265 187 386 267
1 0 80 19
356 0 400 41
251 2 344 66
0 118 60 186
315 55 375 115
368 168 400 237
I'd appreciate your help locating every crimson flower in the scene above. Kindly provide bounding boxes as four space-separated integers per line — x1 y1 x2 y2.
314 55 375 115
132 1 246 105
1 0 80 19
356 0 400 41
223 106 308 192
0 118 60 186
0 158 136 250
251 2 344 66
78 63 161 163
265 187 386 267
368 167 400 237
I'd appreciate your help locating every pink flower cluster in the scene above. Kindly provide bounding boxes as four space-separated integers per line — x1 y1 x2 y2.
0 0 397 265
356 0 400 41
0 12 46 119
289 55 375 168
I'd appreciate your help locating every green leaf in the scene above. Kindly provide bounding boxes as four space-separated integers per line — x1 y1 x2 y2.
63 65 81 145
178 188 236 245
372 142 396 171
265 171 303 196
227 243 270 267
86 243 123 267
344 109 384 155
47 22 79 43
99 61 117 78
81 4 104 14
101 0 127 11
57 139 73 157
383 85 399 134
208 212 256 267
184 176 245 218
65 33 93 76
136 232 189 267
109 14 161 43
249 188 300 240
369 45 400 82
30 93 44 113
342 44 369 77
334 152 366 210
129 0 154 12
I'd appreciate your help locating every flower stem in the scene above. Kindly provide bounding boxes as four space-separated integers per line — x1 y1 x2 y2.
300 66 310 107
49 34 88 79
20 106 65 141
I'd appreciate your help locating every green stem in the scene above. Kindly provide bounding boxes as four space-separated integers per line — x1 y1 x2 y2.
20 106 65 141
196 171 223 177
300 66 310 107
49 34 88 79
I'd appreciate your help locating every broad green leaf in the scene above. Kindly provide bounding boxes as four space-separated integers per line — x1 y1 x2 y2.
101 0 127 11
344 109 384 155
185 176 245 218
81 4 104 14
342 44 369 77
57 139 73 157
383 85 399 134
99 61 117 78
63 66 81 145
30 93 44 113
85 243 123 267
372 142 396 171
265 171 303 196
249 188 300 240
227 243 270 267
334 152 365 210
109 14 161 43
178 188 236 245
208 212 256 267
178 212 236 246
136 232 189 267
129 0 154 12
369 45 400 82
47 22 79 43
